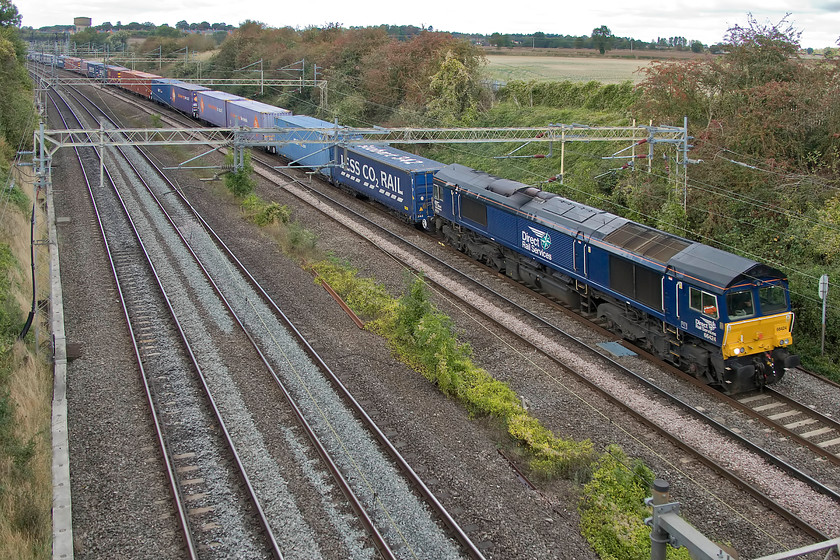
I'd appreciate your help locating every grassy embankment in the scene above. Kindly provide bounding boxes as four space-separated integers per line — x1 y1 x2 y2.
0 178 52 559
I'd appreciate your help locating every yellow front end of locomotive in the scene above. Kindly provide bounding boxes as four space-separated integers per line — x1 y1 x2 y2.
721 312 794 359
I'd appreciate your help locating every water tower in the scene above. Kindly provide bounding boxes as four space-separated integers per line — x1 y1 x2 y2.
73 17 92 33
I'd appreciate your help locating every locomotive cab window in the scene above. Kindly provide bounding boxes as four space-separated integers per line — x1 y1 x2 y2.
433 183 443 200
726 290 755 320
689 287 719 319
759 284 787 315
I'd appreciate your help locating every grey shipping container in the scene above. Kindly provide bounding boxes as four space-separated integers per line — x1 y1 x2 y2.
226 99 290 148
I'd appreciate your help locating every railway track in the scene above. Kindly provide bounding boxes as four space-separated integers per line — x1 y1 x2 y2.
47 73 487 559
49 88 281 559
252 160 840 539
181 94 840 541
734 388 840 465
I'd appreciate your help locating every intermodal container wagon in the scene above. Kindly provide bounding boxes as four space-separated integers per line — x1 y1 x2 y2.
106 66 130 92
120 70 159 98
172 82 209 117
63 57 81 72
332 144 443 225
226 99 290 147
150 78 179 107
197 90 244 128
273 115 344 177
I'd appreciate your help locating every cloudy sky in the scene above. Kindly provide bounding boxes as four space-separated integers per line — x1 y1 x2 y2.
14 0 840 48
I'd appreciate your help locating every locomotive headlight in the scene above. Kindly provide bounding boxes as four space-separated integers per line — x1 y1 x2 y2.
733 347 746 355
780 338 790 346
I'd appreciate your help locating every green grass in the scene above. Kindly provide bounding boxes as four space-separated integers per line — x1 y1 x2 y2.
484 54 652 84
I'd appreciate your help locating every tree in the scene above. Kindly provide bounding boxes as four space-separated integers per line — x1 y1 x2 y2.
721 13 802 88
155 24 182 38
690 40 703 53
176 20 189 30
109 30 130 50
426 50 483 125
0 0 21 27
591 25 613 54
489 32 511 48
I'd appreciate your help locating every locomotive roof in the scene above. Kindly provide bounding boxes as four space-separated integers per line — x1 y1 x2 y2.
435 164 785 293
666 244 785 293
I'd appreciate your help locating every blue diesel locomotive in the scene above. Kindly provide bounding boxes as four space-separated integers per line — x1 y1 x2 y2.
432 164 799 393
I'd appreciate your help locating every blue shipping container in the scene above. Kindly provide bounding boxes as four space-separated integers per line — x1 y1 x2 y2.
197 91 244 128
171 82 209 116
274 115 344 177
332 144 443 224
87 61 105 78
151 78 179 107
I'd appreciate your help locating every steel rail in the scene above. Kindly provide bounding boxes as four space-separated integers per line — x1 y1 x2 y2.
45 89 200 559
108 124 396 560
121 96 489 560
54 85 285 559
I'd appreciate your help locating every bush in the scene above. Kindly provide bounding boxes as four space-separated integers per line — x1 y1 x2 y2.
361 273 593 476
579 446 690 560
284 222 317 255
240 194 290 226
224 150 256 197
310 258 396 326
2 179 29 215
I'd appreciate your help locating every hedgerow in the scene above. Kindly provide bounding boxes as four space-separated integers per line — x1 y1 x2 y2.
497 79 638 112
240 194 290 226
310 262 595 475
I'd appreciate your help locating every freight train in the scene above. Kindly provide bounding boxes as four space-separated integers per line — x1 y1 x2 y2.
30 52 799 393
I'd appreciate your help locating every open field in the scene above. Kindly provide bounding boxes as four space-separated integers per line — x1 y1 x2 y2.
484 54 655 84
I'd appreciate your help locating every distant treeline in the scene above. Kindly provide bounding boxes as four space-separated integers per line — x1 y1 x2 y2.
23 21 714 53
